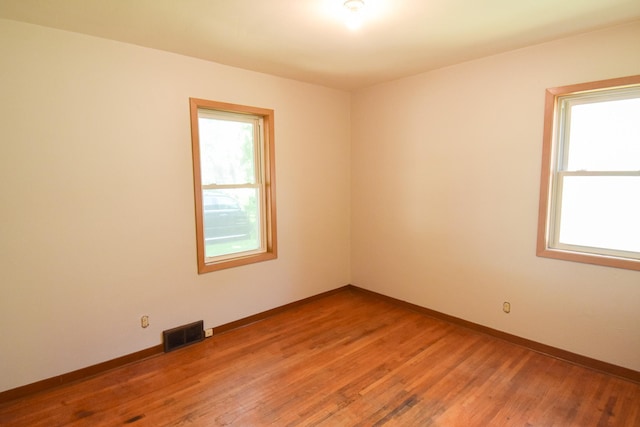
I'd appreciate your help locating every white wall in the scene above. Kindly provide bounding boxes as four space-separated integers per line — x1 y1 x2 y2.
351 21 640 371
0 19 351 393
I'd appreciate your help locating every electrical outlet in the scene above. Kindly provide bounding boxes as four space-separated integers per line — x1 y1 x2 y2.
205 328 213 338
503 302 511 314
141 315 150 328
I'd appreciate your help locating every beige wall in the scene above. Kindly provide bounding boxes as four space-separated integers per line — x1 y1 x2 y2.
0 19 351 392
351 21 640 371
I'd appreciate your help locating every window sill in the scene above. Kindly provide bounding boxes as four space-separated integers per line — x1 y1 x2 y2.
536 246 640 271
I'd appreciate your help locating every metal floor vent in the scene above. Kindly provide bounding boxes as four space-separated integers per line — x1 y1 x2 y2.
163 320 204 352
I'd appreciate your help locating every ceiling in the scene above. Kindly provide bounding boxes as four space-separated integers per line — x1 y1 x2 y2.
1 0 640 91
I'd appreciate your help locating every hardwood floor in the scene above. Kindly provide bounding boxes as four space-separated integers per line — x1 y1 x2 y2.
1 288 639 426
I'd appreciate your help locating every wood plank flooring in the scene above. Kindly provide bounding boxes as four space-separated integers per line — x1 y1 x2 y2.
1 288 639 426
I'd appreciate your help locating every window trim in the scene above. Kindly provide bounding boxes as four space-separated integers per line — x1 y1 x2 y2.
189 98 277 273
536 75 640 271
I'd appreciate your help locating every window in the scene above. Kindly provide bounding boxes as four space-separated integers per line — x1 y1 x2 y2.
537 75 640 271
189 98 277 273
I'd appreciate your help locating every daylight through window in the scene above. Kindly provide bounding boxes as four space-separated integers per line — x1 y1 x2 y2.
537 75 640 271
190 99 277 273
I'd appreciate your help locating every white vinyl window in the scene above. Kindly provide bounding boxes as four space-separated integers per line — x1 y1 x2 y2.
537 75 640 271
190 99 277 273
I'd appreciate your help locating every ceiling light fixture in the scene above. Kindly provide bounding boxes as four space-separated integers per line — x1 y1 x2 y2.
344 0 365 30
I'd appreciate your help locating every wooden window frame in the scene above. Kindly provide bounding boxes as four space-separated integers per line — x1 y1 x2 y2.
536 75 640 271
189 98 277 273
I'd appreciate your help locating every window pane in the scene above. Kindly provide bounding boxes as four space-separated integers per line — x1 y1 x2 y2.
203 188 261 258
198 117 256 185
190 98 276 273
567 98 640 171
558 176 640 253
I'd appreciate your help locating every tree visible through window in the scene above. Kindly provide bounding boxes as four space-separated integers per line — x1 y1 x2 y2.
189 99 277 273
537 75 640 271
